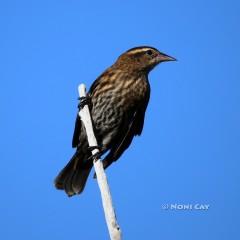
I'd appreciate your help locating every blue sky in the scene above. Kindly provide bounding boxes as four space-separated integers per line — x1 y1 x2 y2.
0 0 239 239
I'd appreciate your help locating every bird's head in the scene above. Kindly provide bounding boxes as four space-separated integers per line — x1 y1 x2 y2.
115 46 176 73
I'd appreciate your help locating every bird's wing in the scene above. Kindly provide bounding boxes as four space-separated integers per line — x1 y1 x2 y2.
72 70 108 148
72 114 81 148
101 109 146 170
101 91 150 170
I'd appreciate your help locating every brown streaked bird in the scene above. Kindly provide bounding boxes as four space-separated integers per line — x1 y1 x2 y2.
54 46 176 196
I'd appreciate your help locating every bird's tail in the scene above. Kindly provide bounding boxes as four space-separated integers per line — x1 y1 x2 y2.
54 151 92 196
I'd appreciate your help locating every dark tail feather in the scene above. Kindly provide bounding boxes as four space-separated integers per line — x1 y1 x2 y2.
54 152 92 197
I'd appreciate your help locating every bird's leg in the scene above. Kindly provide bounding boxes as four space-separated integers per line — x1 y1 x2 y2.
78 95 91 110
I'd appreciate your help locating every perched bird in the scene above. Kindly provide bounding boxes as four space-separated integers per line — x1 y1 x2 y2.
54 46 176 196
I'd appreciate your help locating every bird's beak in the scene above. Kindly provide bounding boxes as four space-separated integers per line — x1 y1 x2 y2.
157 52 177 62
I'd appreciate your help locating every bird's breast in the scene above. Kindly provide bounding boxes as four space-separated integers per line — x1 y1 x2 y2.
90 72 149 140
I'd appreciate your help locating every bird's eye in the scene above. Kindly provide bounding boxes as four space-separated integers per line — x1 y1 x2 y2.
146 50 153 56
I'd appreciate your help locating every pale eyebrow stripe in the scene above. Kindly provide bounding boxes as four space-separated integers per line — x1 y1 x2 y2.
127 48 150 55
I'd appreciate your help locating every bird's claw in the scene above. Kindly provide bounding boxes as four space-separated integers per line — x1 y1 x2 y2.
88 145 101 152
78 96 91 110
87 145 102 162
88 150 102 162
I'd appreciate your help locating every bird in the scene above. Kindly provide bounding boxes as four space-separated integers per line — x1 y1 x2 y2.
54 46 176 196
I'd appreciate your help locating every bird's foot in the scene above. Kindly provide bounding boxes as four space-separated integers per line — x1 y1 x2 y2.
88 146 102 162
88 145 101 152
78 95 91 110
